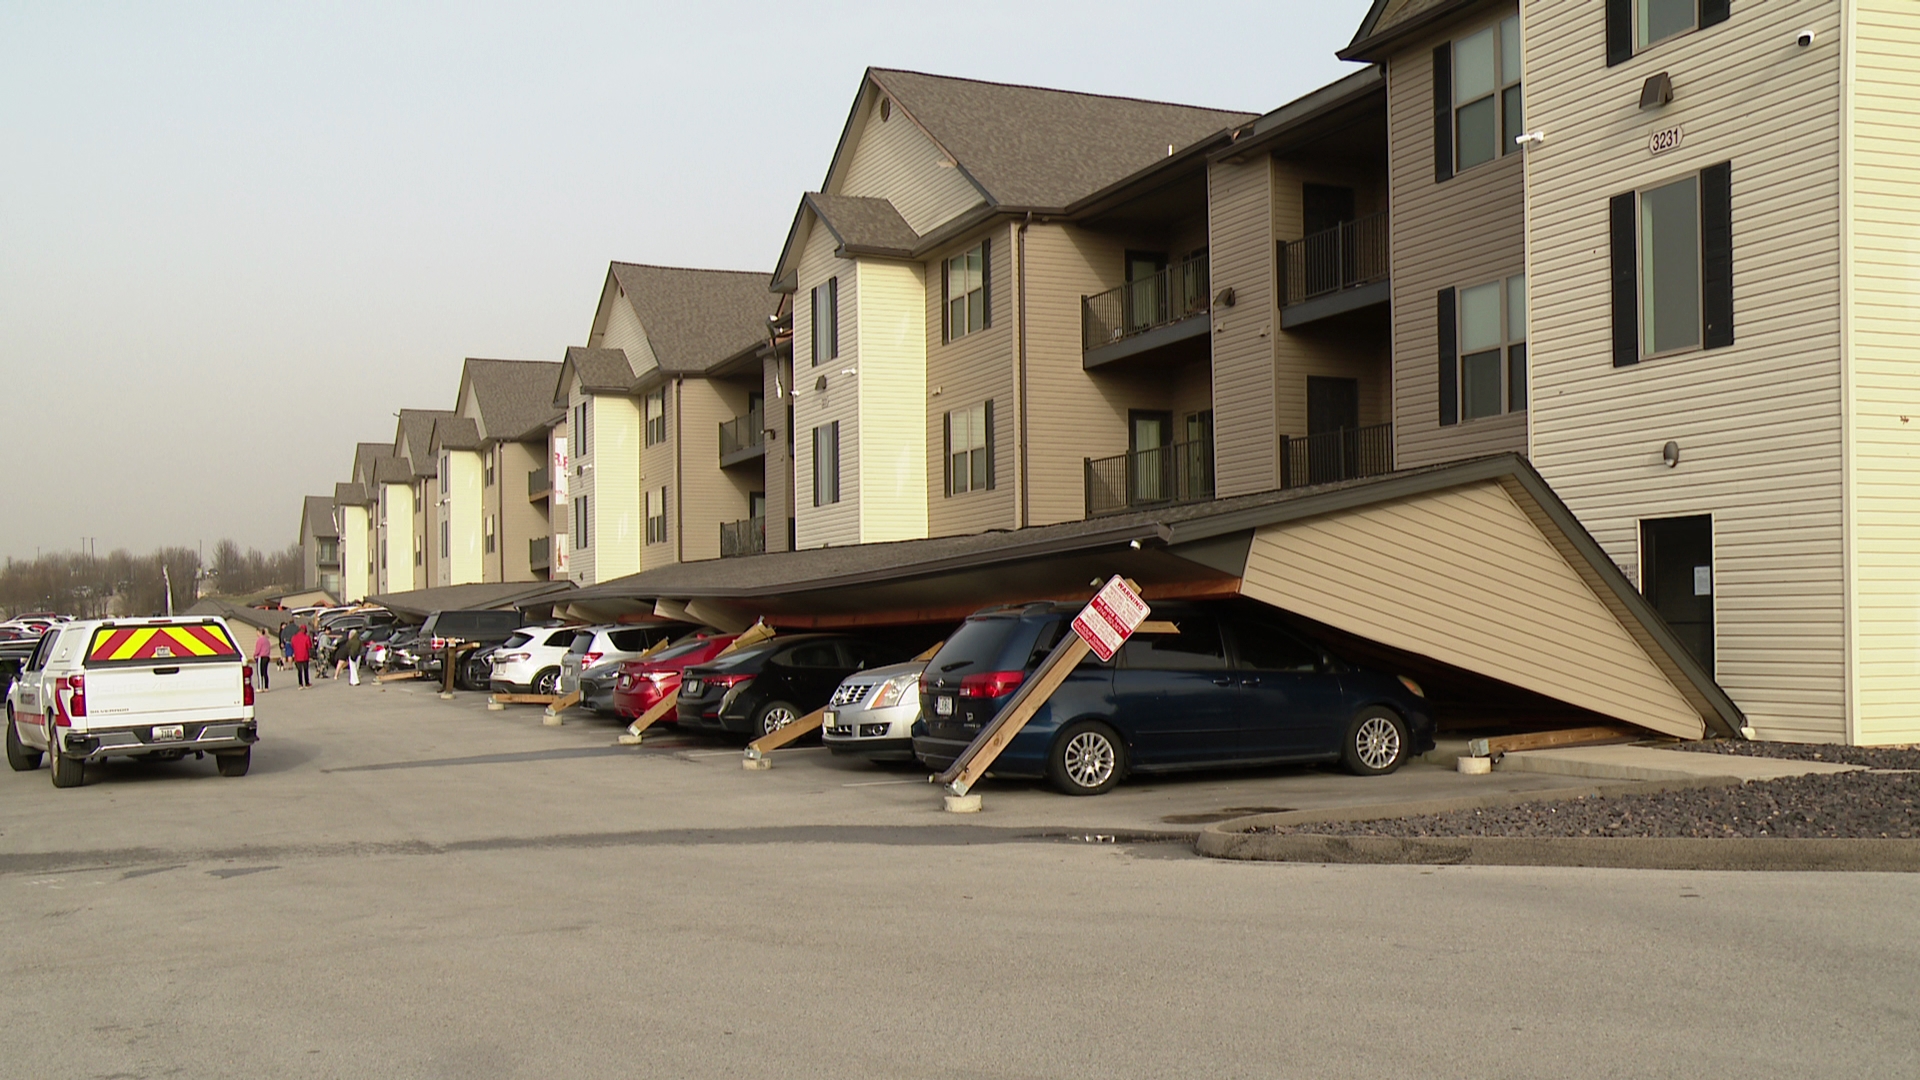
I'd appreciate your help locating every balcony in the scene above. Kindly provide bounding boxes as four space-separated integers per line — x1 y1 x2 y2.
1279 212 1390 329
1081 254 1211 370
528 468 551 501
1280 423 1393 489
1084 437 1214 517
720 517 766 558
529 536 550 570
719 407 766 469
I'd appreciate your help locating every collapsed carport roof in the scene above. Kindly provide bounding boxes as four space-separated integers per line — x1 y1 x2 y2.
369 581 577 620
573 455 1743 740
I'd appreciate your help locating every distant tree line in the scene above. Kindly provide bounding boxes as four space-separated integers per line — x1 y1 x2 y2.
0 542 301 618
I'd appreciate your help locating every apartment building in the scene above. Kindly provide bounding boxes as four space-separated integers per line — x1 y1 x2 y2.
450 358 562 583
331 482 371 602
297 494 340 599
392 408 454 591
556 262 777 585
770 69 1256 548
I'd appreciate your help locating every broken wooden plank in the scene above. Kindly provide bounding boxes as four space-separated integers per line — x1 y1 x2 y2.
745 706 826 758
1468 725 1641 758
546 689 583 714
619 688 679 743
490 693 558 705
376 670 423 683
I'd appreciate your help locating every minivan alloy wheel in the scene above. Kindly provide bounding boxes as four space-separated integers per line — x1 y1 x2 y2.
1062 730 1116 789
1354 716 1400 770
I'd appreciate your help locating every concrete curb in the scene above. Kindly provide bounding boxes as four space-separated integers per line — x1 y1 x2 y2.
1195 831 1920 872
1214 775 1743 830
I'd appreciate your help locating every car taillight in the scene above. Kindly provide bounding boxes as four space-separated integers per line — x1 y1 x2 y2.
959 671 1024 698
645 671 675 683
242 667 255 706
499 652 530 664
430 637 447 651
707 674 752 689
68 673 86 718
584 652 603 667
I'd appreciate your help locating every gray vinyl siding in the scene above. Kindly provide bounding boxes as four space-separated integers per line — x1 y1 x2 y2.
792 222 861 549
925 223 1017 537
835 86 987 235
1523 0 1847 740
763 353 794 554
1386 5 1529 469
496 440 547 581
676 378 759 564
1208 154 1279 496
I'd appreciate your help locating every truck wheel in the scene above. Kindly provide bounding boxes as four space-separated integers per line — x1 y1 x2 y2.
215 748 251 778
49 747 85 789
5 710 42 772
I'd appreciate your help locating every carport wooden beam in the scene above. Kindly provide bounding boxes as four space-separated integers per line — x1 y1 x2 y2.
936 634 1092 797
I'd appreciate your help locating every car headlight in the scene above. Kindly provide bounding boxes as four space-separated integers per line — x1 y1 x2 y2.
869 672 920 710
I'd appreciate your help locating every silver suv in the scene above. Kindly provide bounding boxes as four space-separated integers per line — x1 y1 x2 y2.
820 660 926 761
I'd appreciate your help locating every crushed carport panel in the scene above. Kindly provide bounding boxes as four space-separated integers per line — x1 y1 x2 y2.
566 454 1743 742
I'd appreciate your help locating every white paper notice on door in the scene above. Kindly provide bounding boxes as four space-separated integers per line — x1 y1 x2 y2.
1693 565 1712 596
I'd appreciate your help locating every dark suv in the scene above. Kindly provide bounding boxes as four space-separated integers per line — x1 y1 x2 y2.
416 609 530 689
913 599 1435 795
676 634 914 739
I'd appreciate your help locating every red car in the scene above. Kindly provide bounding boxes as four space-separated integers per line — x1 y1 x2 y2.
612 634 739 720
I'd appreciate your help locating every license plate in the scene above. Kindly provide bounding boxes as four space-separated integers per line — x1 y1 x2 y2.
683 679 703 695
152 724 185 742
935 696 954 716
822 710 838 729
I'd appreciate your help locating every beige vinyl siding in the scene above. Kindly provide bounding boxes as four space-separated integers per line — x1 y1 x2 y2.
443 449 484 586
564 380 594 584
595 284 658 377
381 481 414 592
763 353 794 554
497 440 548 581
479 443 502 583
856 259 930 543
1847 0 1920 744
1021 223 1139 525
1208 154 1279 496
837 88 985 236
1523 0 1847 740
676 378 760 563
1240 480 1705 739
793 222 861 549
926 224 1017 536
1386 7 1528 468
592 395 642 581
419 473 439 589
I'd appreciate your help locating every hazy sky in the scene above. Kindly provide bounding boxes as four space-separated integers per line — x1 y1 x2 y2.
0 0 1372 562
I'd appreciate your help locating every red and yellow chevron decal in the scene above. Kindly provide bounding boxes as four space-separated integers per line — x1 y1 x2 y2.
88 623 239 663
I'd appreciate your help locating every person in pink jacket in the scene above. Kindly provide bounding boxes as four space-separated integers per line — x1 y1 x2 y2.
251 630 272 690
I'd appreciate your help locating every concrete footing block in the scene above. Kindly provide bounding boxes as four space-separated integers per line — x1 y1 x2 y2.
944 793 983 814
486 702 505 711
742 756 772 770
438 692 455 701
541 712 563 727
617 733 644 746
1457 755 1492 774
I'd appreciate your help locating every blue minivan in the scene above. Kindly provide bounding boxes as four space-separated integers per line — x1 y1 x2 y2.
913 599 1435 795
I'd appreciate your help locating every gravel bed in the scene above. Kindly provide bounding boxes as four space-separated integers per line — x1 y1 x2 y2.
1270 771 1920 839
1672 738 1920 771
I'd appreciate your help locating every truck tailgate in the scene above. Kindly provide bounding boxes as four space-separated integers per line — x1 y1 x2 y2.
83 663 244 723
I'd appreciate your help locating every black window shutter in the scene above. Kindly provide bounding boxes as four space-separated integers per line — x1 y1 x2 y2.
831 421 841 502
1610 192 1640 367
1606 0 1633 66
1700 161 1734 350
980 238 992 328
1699 0 1730 30
1432 46 1453 183
940 256 950 341
1437 288 1458 426
983 399 996 490
942 411 952 496
828 277 840 359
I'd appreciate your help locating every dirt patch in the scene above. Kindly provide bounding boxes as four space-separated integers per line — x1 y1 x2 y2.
1263 772 1920 839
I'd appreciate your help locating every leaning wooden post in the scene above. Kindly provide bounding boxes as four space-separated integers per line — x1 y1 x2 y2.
617 620 777 745
743 639 943 769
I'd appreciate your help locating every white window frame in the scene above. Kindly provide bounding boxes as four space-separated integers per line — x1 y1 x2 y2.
944 401 992 496
1638 174 1704 360
1455 272 1527 422
945 243 986 341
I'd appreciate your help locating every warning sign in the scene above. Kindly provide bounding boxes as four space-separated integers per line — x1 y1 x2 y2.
1071 576 1151 663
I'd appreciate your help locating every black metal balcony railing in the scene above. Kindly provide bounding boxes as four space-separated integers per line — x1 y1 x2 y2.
529 536 551 569
719 408 765 460
720 517 766 558
1280 423 1394 489
1082 254 1211 352
1084 437 1214 517
528 468 551 499
1280 212 1389 306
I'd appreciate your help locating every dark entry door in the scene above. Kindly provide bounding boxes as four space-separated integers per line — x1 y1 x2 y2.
1305 377 1360 485
1130 410 1173 504
1301 185 1358 298
1125 250 1168 331
1641 515 1714 673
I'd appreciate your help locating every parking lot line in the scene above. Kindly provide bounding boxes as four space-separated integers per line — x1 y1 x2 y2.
679 746 829 760
841 779 926 788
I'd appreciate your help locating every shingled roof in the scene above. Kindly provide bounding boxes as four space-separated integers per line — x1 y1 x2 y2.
804 193 920 256
560 346 638 398
431 415 482 452
459 358 564 442
607 263 776 374
333 482 368 507
372 457 411 484
351 441 391 488
396 409 455 479
865 68 1256 211
1340 0 1484 60
302 495 337 540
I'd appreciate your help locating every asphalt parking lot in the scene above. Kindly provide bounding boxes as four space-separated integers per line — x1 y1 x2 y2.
4 678 1918 1079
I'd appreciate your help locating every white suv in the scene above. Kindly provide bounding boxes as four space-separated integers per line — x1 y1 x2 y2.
487 625 581 696
5 616 258 788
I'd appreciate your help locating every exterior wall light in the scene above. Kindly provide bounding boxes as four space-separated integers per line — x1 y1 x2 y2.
1662 441 1681 468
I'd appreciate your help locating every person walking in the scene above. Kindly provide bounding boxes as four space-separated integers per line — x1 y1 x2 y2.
291 622 313 689
335 628 360 685
251 628 272 691
347 629 364 686
277 619 295 671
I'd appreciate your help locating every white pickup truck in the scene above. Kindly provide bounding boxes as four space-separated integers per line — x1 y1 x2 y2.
4 616 258 788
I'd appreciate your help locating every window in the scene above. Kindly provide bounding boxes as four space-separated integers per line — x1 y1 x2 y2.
439 519 449 559
484 452 495 487
1443 17 1523 176
574 399 592 456
644 388 667 446
812 422 840 506
944 401 993 496
943 240 990 341
1438 273 1526 425
484 514 496 554
645 486 668 545
811 278 838 366
1229 616 1324 674
413 535 422 567
1607 0 1728 64
574 493 590 549
1610 163 1733 366
1117 617 1227 672
439 453 449 495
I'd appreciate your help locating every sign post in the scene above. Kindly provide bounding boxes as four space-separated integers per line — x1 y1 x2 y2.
935 577 1150 807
